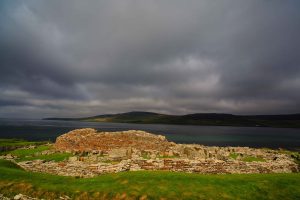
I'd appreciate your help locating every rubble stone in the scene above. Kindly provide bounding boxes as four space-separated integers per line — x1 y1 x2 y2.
54 129 172 153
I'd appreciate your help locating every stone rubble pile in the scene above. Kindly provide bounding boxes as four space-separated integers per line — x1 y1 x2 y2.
54 129 172 152
15 128 299 177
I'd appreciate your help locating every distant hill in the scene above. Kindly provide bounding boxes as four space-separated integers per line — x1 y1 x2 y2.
44 111 300 128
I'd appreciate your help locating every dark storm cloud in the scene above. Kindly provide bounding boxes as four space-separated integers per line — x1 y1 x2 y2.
0 0 300 118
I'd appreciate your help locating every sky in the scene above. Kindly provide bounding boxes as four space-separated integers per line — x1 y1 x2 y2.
0 0 300 118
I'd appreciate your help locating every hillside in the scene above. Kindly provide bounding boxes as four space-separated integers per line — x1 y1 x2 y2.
44 111 300 128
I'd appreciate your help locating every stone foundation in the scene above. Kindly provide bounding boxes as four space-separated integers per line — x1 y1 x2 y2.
14 129 300 177
18 156 298 178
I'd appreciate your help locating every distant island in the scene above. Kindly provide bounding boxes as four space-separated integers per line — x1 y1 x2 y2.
44 111 300 128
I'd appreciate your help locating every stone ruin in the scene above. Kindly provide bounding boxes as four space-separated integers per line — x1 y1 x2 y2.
17 128 299 177
54 128 172 153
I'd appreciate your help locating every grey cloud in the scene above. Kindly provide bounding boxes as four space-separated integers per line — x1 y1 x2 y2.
0 0 300 118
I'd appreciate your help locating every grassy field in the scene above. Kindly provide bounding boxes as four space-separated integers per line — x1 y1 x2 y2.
0 159 300 200
8 145 50 157
0 139 47 147
3 144 72 162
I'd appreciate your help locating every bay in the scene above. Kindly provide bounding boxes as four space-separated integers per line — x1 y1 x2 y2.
0 118 299 149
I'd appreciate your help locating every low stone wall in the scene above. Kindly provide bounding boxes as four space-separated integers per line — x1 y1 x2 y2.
18 156 298 178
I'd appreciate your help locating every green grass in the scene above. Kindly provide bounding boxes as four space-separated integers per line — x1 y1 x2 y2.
0 139 47 147
229 153 239 159
8 145 50 158
5 145 71 162
141 152 150 159
17 153 72 162
0 159 23 169
141 154 150 159
0 159 300 199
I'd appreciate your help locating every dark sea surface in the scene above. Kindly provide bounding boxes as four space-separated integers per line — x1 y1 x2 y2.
0 118 299 149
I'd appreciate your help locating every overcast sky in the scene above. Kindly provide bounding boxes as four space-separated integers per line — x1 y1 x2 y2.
1 0 300 118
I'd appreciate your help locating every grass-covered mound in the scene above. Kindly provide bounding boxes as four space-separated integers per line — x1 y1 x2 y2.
0 159 300 200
